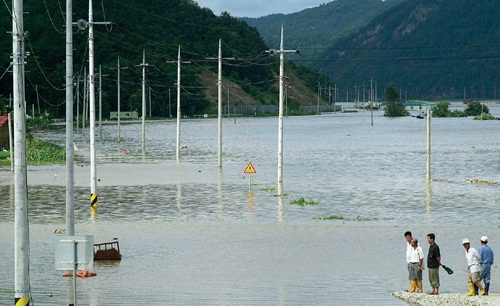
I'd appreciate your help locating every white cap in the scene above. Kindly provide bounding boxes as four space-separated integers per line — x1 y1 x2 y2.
481 236 488 242
462 238 470 244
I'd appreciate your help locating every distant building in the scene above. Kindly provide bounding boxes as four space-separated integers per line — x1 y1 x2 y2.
404 101 435 113
109 111 139 119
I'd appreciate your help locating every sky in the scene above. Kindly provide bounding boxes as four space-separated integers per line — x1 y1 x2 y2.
194 0 331 18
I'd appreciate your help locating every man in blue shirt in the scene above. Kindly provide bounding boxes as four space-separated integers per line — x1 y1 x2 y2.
479 236 494 296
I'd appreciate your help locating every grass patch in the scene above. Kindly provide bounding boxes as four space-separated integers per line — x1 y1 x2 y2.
0 150 10 159
290 197 318 206
313 215 344 220
0 138 66 167
261 187 276 192
26 138 65 163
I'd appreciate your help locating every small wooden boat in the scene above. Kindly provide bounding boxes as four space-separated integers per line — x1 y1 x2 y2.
94 239 122 260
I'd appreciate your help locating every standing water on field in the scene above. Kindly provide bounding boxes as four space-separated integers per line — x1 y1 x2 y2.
0 112 498 305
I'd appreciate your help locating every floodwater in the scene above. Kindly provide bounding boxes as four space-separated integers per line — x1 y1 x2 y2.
0 110 499 305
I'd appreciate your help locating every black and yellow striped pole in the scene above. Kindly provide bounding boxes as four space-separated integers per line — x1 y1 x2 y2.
90 193 98 209
14 297 29 306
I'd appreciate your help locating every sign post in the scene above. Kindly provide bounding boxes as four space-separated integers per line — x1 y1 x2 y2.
55 235 94 306
244 162 257 193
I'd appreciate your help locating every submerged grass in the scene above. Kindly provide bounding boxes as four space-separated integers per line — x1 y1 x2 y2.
0 138 65 166
290 197 318 206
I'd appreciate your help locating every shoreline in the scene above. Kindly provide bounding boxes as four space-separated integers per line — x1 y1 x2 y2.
391 291 500 305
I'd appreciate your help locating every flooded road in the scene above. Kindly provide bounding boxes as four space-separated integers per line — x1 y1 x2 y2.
0 111 499 305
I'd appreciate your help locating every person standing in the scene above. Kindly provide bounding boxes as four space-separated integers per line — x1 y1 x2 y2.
427 233 441 295
408 239 425 293
479 236 494 295
462 238 485 296
404 231 414 291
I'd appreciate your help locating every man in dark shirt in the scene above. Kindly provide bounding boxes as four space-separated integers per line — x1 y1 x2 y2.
427 233 441 295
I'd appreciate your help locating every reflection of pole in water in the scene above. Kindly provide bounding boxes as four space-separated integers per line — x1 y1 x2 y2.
218 170 224 217
91 206 97 222
426 182 432 222
176 183 182 212
246 192 255 214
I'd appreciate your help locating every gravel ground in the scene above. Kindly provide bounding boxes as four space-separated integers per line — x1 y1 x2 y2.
391 292 500 305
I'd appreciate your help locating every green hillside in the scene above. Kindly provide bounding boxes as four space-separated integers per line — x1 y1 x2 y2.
311 0 499 100
241 0 404 50
0 0 329 118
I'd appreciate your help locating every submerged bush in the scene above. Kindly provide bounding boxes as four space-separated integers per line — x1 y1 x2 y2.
290 197 318 206
26 138 65 163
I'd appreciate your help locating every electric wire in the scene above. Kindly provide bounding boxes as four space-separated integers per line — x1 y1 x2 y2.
0 63 12 80
26 41 65 91
42 0 65 34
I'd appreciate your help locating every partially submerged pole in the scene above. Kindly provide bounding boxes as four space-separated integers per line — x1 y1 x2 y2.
217 39 222 169
277 25 284 196
66 0 75 236
13 0 30 302
89 0 98 210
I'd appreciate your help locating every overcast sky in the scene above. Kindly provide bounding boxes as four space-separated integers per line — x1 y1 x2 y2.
195 0 331 18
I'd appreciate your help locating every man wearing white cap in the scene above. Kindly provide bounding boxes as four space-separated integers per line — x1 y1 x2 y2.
479 236 494 295
462 238 485 296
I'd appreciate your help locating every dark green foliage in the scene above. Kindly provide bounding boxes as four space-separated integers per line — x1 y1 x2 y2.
242 0 404 51
0 0 327 118
432 101 451 117
26 138 65 163
314 0 499 100
464 102 489 117
384 84 409 117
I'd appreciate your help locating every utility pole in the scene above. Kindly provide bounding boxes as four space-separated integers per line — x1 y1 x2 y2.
370 77 374 126
12 0 30 303
76 75 80 134
206 39 235 170
176 47 181 162
168 88 171 117
66 1 77 304
264 25 299 196
66 0 75 237
98 64 104 142
167 46 191 162
317 82 320 113
35 85 40 116
149 86 152 118
137 50 153 155
217 40 222 169
82 68 87 133
82 0 112 211
110 56 127 143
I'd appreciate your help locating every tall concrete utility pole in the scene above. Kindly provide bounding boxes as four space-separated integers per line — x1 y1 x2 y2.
86 0 111 211
217 39 223 169
137 50 152 154
65 0 75 238
112 56 128 143
176 46 181 162
263 25 299 196
13 0 30 304
206 40 234 169
88 0 97 211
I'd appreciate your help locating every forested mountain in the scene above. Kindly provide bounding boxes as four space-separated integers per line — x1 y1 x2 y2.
241 0 404 50
0 0 328 118
313 0 499 100
244 0 499 101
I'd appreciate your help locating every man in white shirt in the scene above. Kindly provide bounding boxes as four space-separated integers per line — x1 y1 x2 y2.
408 238 425 293
405 231 414 291
462 238 485 296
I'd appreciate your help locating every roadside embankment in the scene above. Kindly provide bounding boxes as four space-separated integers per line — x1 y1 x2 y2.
391 291 499 305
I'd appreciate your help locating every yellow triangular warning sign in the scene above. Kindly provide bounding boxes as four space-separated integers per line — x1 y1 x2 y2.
244 162 256 174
